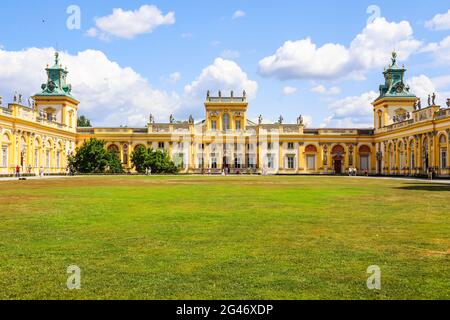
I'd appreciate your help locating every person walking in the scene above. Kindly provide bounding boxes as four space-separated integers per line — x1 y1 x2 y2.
15 165 20 178
39 166 44 178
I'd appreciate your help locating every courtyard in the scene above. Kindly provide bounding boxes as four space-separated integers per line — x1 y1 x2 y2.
0 175 449 300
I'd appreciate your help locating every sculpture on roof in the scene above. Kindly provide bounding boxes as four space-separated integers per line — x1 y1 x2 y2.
278 115 284 124
297 115 304 125
432 92 436 106
149 114 154 124
170 114 175 124
258 115 263 125
189 115 194 124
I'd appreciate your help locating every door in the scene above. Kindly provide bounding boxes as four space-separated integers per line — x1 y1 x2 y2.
334 159 342 174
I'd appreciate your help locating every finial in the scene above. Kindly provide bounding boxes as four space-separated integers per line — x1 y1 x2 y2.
55 51 59 65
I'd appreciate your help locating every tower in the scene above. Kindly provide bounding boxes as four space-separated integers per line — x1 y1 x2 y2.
372 51 417 131
33 52 79 132
204 90 248 132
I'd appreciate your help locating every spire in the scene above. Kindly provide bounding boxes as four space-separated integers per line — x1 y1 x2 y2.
54 52 60 66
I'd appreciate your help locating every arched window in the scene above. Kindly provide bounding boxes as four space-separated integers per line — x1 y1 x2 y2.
222 113 230 131
439 135 447 169
377 111 383 129
409 140 415 169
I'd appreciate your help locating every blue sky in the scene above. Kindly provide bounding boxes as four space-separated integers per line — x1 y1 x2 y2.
0 1 449 127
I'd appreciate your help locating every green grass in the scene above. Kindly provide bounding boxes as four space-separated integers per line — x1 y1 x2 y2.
0 175 449 300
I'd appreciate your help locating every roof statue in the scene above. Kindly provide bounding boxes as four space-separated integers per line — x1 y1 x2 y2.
278 115 284 124
258 115 263 125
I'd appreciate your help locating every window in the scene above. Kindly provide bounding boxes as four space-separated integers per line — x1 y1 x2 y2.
441 149 447 169
1 145 7 168
410 152 415 168
287 156 295 169
234 157 241 169
46 150 50 168
267 142 273 150
248 156 256 168
247 144 254 152
198 156 204 169
158 142 165 149
306 155 316 170
211 158 217 169
211 120 217 130
56 151 61 168
267 154 274 169
235 120 241 131
34 149 39 167
399 152 405 169
222 113 230 130
287 142 295 150
199 144 205 151
360 156 369 171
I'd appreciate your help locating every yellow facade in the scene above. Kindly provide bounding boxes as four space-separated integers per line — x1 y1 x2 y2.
1 53 450 177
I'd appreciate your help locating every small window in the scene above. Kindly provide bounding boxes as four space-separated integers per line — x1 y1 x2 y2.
235 120 241 131
1 145 8 168
211 158 217 169
234 157 241 169
211 120 217 130
441 149 447 169
267 154 274 169
158 142 165 149
287 156 295 169
267 142 273 150
288 142 295 150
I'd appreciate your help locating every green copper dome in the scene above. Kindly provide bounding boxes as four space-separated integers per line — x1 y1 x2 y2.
376 51 416 101
36 52 74 98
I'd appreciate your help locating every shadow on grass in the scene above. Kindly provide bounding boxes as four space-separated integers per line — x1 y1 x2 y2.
396 183 450 192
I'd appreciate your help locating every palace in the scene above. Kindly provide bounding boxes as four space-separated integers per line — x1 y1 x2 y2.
1 52 450 177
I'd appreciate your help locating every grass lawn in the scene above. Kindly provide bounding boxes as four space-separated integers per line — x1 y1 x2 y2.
0 175 449 300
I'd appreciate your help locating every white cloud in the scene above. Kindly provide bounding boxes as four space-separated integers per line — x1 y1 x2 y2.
421 36 450 64
88 5 175 40
184 58 258 101
321 91 378 128
0 47 180 127
220 50 240 60
232 10 246 19
408 74 450 107
169 72 181 83
282 86 298 95
310 85 341 95
259 18 422 80
425 9 450 31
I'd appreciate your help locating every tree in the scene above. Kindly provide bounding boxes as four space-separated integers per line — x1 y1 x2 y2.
68 138 124 174
130 145 149 174
77 115 92 127
131 146 178 174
